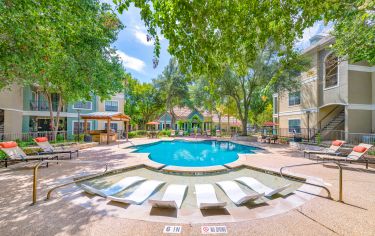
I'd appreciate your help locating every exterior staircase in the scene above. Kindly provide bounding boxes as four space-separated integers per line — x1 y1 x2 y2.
320 110 345 132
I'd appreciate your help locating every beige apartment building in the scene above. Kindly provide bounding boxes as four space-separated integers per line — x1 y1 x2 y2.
273 35 375 141
0 83 125 140
96 93 126 132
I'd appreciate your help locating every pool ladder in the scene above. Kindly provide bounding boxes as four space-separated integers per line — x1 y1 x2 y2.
32 160 109 205
279 161 343 202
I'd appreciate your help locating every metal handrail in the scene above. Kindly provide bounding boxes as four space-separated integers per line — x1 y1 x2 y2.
318 105 343 130
279 161 344 202
32 160 108 205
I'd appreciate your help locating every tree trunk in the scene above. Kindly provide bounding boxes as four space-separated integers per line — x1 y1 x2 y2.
241 109 248 136
45 93 54 139
218 113 221 131
45 93 62 142
54 95 62 142
227 110 230 135
170 108 176 130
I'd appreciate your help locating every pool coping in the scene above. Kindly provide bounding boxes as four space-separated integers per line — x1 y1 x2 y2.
125 139 266 174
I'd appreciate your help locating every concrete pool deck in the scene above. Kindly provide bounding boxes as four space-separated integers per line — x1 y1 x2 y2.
0 137 375 235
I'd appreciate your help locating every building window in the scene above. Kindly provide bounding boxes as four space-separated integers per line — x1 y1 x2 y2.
73 121 91 134
288 91 301 106
105 123 118 131
105 101 119 112
73 101 92 110
288 119 301 133
324 53 338 88
273 96 278 114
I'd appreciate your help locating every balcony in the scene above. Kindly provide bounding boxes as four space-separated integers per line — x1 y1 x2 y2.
28 100 66 112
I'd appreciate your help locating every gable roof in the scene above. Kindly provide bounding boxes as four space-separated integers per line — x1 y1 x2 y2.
158 106 240 125
302 35 335 55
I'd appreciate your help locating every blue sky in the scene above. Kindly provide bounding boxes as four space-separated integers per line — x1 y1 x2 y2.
106 1 331 83
105 2 171 83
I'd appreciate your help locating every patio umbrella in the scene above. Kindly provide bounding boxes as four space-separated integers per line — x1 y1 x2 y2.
146 121 159 131
263 121 278 127
146 121 160 125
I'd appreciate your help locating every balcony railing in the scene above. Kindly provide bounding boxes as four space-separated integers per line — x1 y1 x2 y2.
29 100 66 112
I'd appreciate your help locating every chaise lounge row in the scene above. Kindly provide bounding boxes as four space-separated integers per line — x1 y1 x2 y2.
80 176 290 209
303 141 373 168
0 137 79 167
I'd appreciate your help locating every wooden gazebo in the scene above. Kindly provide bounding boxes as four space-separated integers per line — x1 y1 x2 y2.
80 112 131 144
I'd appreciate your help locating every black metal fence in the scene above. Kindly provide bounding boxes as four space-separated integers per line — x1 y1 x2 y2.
0 131 68 142
250 128 375 145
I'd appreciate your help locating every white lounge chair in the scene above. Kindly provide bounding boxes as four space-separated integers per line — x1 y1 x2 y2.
107 180 165 204
80 176 146 197
304 140 345 158
170 130 176 137
195 184 227 209
216 181 264 205
235 177 290 197
148 184 187 208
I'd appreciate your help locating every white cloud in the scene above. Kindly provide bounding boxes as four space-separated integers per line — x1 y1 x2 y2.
116 50 146 73
295 21 325 50
133 29 154 46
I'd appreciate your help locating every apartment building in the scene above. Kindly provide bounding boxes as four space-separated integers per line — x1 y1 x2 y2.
0 84 125 139
273 35 375 140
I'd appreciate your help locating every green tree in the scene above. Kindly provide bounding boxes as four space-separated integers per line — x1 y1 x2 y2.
190 77 226 130
215 42 309 135
153 58 191 129
0 0 125 134
248 88 273 127
125 77 164 129
330 1 375 64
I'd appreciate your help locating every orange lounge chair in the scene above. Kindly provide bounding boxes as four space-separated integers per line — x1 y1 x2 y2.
304 140 345 159
0 141 57 168
33 137 78 159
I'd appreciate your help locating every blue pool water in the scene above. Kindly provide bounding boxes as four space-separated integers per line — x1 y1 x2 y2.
132 140 260 167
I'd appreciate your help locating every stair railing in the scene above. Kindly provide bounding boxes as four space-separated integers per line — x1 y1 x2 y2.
318 105 344 131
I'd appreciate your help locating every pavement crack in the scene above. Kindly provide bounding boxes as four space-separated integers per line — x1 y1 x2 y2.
296 208 340 235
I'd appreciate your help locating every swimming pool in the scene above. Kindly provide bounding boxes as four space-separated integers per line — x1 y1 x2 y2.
132 140 260 167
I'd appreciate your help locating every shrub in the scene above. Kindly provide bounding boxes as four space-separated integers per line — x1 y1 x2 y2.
159 130 171 137
0 150 6 160
135 130 147 136
23 147 42 155
16 138 35 147
128 131 137 139
56 134 65 142
73 134 85 142
128 130 148 138
316 133 322 145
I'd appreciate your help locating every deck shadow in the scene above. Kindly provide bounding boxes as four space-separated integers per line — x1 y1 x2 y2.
243 201 268 210
149 207 178 217
200 208 230 216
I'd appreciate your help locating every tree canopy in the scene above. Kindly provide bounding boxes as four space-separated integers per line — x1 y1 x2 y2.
125 77 164 129
0 0 125 99
0 0 126 133
153 58 191 128
114 0 374 77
